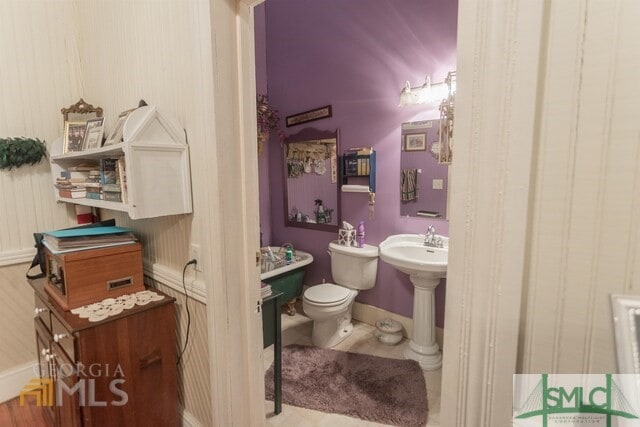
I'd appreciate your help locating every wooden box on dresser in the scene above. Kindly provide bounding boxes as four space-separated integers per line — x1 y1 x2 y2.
30 278 178 426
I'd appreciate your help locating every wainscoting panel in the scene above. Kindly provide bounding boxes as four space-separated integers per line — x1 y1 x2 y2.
0 264 38 373
147 279 213 427
519 0 640 374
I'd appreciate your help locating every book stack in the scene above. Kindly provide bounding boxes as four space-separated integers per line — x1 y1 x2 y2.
55 163 100 199
84 169 102 200
100 157 127 202
261 282 272 299
55 176 86 199
42 225 138 254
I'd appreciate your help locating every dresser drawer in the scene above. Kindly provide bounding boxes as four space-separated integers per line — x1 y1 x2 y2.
34 293 51 332
51 314 75 361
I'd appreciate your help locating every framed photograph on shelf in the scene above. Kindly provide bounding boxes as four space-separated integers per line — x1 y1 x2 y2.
82 117 105 150
63 121 88 153
405 133 427 151
286 105 332 127
104 108 136 146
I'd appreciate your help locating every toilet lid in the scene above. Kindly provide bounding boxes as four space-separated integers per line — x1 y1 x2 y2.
305 283 352 305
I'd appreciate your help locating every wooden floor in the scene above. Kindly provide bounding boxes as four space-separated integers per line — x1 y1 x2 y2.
0 396 50 427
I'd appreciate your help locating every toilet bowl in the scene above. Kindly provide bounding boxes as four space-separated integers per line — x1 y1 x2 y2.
302 242 378 348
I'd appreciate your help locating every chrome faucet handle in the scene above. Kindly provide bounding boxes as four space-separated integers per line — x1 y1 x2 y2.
426 225 435 235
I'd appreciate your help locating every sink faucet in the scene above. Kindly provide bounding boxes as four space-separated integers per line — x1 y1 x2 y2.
424 226 443 248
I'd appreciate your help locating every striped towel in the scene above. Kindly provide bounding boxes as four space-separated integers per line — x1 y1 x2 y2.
401 169 418 201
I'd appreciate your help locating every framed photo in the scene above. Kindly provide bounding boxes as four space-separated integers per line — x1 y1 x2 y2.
82 117 105 150
405 133 427 151
104 108 136 146
286 105 332 127
63 121 88 153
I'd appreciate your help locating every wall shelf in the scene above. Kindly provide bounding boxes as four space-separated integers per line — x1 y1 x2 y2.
49 106 193 219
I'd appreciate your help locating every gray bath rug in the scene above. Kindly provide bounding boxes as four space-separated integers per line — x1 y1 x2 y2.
265 344 428 426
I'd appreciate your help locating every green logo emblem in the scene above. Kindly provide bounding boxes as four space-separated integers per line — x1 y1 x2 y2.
514 374 639 427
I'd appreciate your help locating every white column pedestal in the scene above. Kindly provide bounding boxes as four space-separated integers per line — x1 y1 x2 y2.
404 274 442 371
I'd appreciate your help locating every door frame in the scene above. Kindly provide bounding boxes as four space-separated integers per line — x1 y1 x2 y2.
207 0 547 424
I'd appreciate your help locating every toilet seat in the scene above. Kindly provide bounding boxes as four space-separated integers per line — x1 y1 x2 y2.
304 283 354 306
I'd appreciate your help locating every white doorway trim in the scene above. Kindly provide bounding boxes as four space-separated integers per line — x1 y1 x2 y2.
203 0 265 425
441 0 546 425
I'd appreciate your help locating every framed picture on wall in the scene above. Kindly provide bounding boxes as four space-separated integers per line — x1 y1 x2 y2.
286 105 332 127
405 133 427 151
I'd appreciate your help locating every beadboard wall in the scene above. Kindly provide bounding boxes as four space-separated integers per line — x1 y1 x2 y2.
0 264 38 373
518 0 640 374
146 279 213 426
0 0 77 258
72 0 216 274
0 0 78 377
0 1 217 422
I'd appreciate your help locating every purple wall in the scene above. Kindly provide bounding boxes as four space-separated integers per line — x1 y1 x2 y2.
258 0 457 326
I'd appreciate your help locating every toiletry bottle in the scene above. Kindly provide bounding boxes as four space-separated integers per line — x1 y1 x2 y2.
356 221 365 248
285 246 293 264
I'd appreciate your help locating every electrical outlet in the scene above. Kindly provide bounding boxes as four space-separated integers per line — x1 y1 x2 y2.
190 243 202 272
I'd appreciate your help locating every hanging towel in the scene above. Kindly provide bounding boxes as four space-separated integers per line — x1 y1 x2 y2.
401 169 419 201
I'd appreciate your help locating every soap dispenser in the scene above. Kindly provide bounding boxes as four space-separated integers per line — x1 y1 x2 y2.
356 221 365 248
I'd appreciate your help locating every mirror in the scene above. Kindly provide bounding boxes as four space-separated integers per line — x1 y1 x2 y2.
283 127 340 231
400 120 448 219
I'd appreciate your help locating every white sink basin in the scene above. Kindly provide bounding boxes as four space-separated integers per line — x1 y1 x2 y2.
379 234 447 278
379 233 448 371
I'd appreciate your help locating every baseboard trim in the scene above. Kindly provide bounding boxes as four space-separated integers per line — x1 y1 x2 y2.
352 301 444 349
0 361 39 404
181 407 202 427
144 262 207 304
0 248 34 267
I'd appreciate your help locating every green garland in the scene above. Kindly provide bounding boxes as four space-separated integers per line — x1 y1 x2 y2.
0 137 47 171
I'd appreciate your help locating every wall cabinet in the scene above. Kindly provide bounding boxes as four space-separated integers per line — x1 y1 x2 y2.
29 278 178 426
49 106 193 219
341 149 376 193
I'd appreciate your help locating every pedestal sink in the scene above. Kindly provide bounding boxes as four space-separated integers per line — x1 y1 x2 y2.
379 234 447 370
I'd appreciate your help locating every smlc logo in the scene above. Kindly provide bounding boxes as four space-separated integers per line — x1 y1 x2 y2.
513 374 640 427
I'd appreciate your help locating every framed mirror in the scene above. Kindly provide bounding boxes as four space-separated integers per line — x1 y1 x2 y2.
400 120 449 219
283 127 340 232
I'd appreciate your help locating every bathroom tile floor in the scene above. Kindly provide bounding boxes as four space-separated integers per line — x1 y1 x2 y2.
263 311 441 427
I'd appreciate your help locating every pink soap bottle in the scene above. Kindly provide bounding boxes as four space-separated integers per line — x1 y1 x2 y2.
356 221 365 248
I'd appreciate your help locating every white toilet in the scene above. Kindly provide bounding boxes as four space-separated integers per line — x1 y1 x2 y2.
302 241 379 348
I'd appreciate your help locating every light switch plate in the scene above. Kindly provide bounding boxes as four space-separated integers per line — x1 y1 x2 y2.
433 179 443 190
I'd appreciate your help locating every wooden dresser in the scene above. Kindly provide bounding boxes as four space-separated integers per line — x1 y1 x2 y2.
29 278 178 426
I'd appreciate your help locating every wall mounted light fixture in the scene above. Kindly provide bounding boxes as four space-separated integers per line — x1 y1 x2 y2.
399 73 456 106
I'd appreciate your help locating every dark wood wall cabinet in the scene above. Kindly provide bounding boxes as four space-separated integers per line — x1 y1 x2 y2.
29 278 178 426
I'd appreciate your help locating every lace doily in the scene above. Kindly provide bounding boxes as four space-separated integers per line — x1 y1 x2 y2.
70 290 165 322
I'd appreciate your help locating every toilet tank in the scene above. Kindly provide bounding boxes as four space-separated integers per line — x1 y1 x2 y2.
329 241 379 290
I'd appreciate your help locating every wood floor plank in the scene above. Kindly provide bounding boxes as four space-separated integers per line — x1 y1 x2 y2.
0 396 50 426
